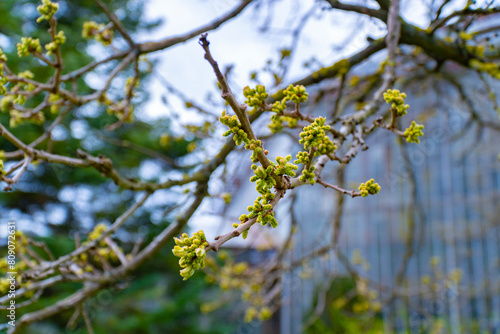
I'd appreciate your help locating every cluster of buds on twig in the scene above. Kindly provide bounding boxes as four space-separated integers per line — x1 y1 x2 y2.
45 31 66 55
0 231 35 297
267 84 308 133
202 251 273 322
172 230 208 280
358 179 381 197
283 84 308 104
383 89 409 117
243 84 268 111
383 88 424 144
274 155 297 177
245 139 263 163
36 0 59 23
82 21 114 45
72 224 122 273
298 117 336 155
299 166 316 184
0 48 7 95
404 120 424 144
250 165 277 195
17 37 42 57
220 110 249 145
469 59 500 80
236 193 278 233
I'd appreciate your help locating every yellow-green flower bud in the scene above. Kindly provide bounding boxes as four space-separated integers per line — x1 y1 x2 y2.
45 31 66 55
195 248 206 258
37 0 59 23
384 89 409 117
358 179 381 197
180 266 195 280
17 37 42 57
404 121 424 144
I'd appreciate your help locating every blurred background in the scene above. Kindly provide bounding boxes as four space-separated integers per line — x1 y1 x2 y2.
0 0 499 333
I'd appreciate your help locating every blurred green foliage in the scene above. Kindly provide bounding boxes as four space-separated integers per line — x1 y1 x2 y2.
305 277 385 334
6 235 234 334
0 0 182 226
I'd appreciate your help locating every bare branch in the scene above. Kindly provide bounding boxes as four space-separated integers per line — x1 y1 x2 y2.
94 0 135 47
324 0 387 21
138 1 253 54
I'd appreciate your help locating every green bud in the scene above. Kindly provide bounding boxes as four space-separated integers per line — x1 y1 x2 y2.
37 0 59 23
195 248 206 258
404 121 424 143
17 37 42 57
180 266 195 280
358 179 381 197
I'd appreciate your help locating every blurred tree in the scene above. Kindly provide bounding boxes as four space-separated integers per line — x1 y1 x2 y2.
0 0 499 333
0 1 228 333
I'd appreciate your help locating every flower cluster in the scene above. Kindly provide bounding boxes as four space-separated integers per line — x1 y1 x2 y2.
82 21 114 46
384 89 409 117
243 85 268 110
404 120 424 143
0 259 31 295
274 155 298 177
0 231 32 296
0 96 13 112
469 59 500 80
295 151 310 165
271 100 286 114
11 71 36 104
202 252 273 322
70 224 124 274
45 31 66 55
299 166 316 184
267 85 307 133
220 110 248 145
106 100 134 122
17 37 42 57
49 93 63 114
172 230 208 280
0 77 7 96
358 179 381 197
283 84 308 104
0 48 7 96
268 114 297 133
245 139 263 163
220 110 265 163
6 71 44 127
0 48 6 63
244 306 272 323
1 71 37 125
36 0 59 23
298 117 336 155
88 223 108 245
294 117 336 184
251 165 276 195
88 224 120 263
10 110 44 128
235 194 277 235
234 156 297 237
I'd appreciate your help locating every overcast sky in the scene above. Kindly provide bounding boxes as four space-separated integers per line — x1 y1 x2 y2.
138 0 475 123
